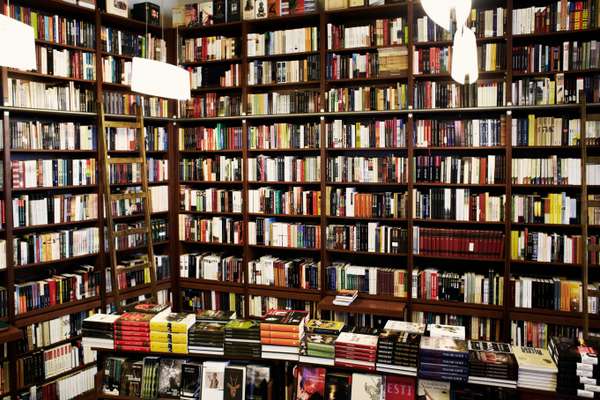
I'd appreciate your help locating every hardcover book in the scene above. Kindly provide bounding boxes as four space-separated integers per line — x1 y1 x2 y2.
351 373 383 400
325 373 351 400
224 366 246 400
296 366 326 400
202 362 227 400
513 346 558 373
181 362 202 399
157 358 184 398
246 365 270 400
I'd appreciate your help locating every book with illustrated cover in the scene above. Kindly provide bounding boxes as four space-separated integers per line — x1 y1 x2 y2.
150 311 195 333
513 346 558 373
325 372 351 400
351 373 383 400
468 341 512 353
383 320 426 334
180 362 202 400
224 366 246 400
246 365 270 400
196 310 237 323
131 303 169 314
120 360 143 397
417 380 449 400
420 337 468 357
336 332 378 349
385 375 415 400
296 366 326 400
427 324 465 340
102 357 126 395
117 312 155 326
306 319 345 335
142 357 160 399
202 362 227 400
157 358 184 398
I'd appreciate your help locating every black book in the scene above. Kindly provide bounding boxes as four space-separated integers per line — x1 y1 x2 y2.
246 365 270 400
325 372 351 400
224 366 246 400
181 362 202 400
157 358 184 398
213 0 226 23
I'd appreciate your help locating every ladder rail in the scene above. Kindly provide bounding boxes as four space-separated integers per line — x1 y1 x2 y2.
99 102 158 312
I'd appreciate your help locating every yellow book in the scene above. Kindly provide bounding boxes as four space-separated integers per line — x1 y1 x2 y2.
510 230 519 260
150 310 195 333
150 342 188 354
150 331 188 344
528 114 536 145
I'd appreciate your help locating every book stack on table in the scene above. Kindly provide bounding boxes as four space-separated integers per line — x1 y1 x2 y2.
376 320 425 376
115 312 155 352
150 311 195 354
224 319 261 358
419 336 469 383
81 313 119 349
335 332 378 371
260 310 308 361
300 319 345 366
549 336 599 398
188 310 236 356
468 340 518 388
513 346 558 392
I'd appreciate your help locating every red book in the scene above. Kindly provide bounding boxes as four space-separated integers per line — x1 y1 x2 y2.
385 376 416 400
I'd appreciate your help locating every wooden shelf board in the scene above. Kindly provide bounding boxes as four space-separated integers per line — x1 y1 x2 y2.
0 325 23 344
318 295 406 317
14 297 101 328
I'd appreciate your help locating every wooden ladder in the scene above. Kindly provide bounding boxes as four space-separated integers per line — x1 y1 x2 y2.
99 103 157 312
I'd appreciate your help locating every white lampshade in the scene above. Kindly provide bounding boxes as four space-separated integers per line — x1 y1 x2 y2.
421 0 472 31
451 25 478 85
0 13 36 70
130 57 191 101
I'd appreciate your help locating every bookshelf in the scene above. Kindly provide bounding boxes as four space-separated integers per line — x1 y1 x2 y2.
0 0 597 397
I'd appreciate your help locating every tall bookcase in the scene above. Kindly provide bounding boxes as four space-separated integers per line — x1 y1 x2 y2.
0 0 598 398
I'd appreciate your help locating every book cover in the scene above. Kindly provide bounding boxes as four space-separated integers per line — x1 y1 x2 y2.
181 362 202 398
351 373 383 400
420 337 468 355
385 376 415 400
196 310 237 322
383 321 425 335
306 319 345 335
324 372 351 400
202 362 227 400
296 366 326 400
335 332 378 349
157 358 184 398
106 0 128 17
513 346 558 373
416 380 450 400
427 324 465 340
246 365 270 400
224 366 246 400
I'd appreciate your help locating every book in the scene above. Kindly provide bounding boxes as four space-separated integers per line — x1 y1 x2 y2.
157 358 184 398
351 373 383 400
181 362 202 400
296 366 326 400
325 373 351 400
245 365 270 400
224 366 246 400
201 362 228 400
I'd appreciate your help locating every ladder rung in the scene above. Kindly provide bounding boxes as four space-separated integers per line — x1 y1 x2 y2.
116 262 150 271
108 157 143 164
114 227 148 237
588 200 600 207
110 192 147 201
586 114 600 122
589 244 600 252
104 121 142 129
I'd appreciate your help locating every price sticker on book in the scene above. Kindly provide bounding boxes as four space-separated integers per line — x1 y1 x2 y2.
468 242 475 252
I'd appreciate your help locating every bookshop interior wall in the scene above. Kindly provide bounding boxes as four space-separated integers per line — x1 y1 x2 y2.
1 0 600 399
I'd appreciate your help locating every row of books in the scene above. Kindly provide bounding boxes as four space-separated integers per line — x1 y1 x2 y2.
247 57 320 85
414 118 506 148
326 85 408 112
34 45 96 81
11 158 96 189
179 125 243 151
172 0 241 27
14 265 100 314
413 189 505 222
512 116 580 147
413 269 503 305
101 28 166 61
179 156 243 182
180 187 242 213
189 64 240 89
181 93 242 118
326 51 394 80
248 155 320 182
249 123 320 150
104 91 170 117
248 186 320 215
179 215 243 244
412 311 501 342
179 252 243 282
512 2 600 35
247 91 321 114
10 121 96 151
6 79 95 112
247 27 318 57
17 365 96 400
511 75 599 105
326 263 408 297
512 276 582 312
14 227 100 266
414 8 505 43
16 343 85 388
179 36 240 63
326 188 407 218
112 218 168 250
327 19 407 49
414 81 505 109
106 126 169 151
102 56 131 85
5 4 96 49
12 193 98 228
510 230 581 264
328 119 405 149
413 227 505 259
248 255 320 289
413 43 505 75
327 155 408 183
512 41 600 73
326 223 408 253
413 155 505 184
248 219 321 248
18 310 92 354
511 157 581 185
512 193 578 224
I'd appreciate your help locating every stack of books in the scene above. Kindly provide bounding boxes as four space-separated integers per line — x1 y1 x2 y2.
260 310 308 361
187 310 235 355
224 319 261 358
149 310 195 354
419 336 469 383
549 336 598 397
513 346 558 392
81 313 119 350
376 320 425 376
468 341 518 388
300 319 345 366
114 312 156 352
335 332 378 371
333 289 358 306
427 323 466 340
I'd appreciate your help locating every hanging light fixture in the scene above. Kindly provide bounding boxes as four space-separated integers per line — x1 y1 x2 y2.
0 13 36 70
420 0 472 31
451 25 479 85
